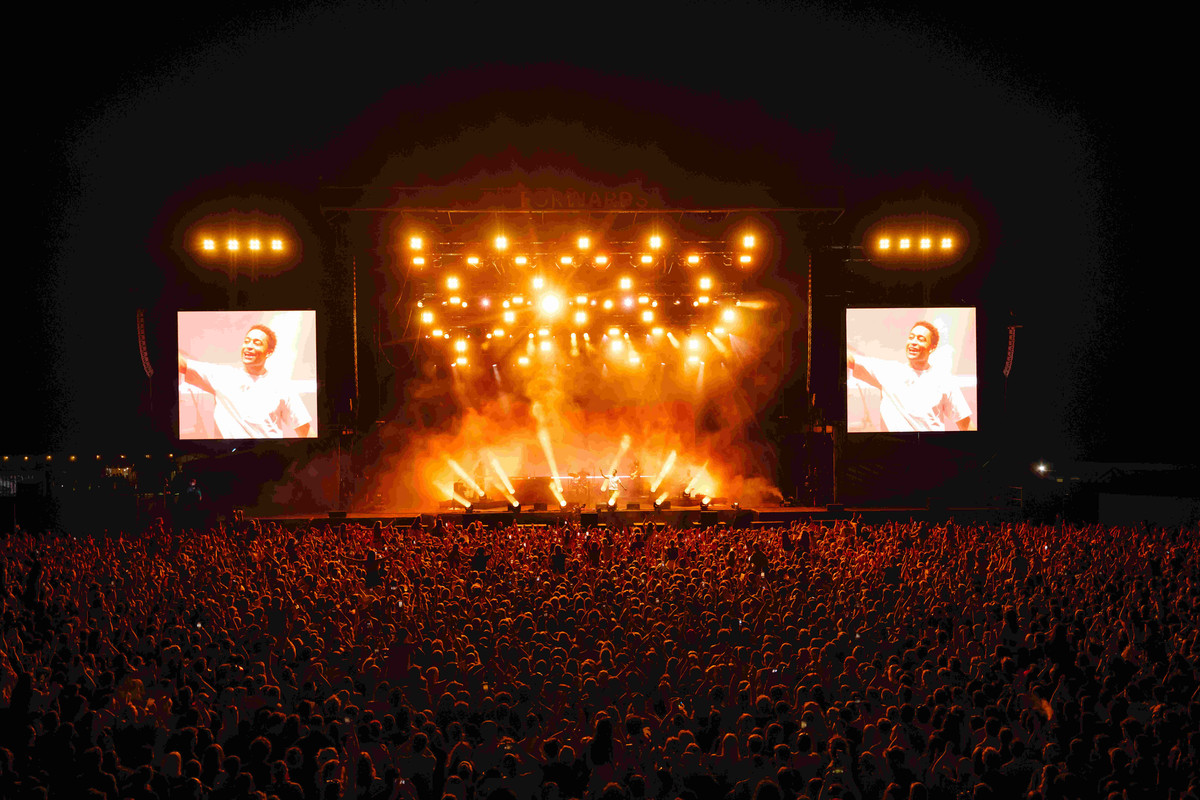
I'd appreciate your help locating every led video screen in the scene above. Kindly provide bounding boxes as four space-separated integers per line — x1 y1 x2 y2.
178 310 318 439
846 307 977 433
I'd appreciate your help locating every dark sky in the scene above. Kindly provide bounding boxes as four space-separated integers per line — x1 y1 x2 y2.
13 2 1175 465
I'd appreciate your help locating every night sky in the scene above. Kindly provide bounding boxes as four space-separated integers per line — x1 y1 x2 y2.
13 3 1175 468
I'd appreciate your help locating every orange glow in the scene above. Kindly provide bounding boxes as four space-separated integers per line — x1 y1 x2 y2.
699 277 712 290
202 238 215 251
722 309 735 323
575 294 588 304
454 339 467 353
515 256 528 266
649 235 663 250
421 311 434 324
577 236 591 250
738 254 752 264
503 311 515 323
941 237 953 249
409 236 423 250
467 256 480 265
619 277 632 290
603 299 614 310
742 234 756 248
248 239 261 251
559 255 573 265
919 237 932 250
687 254 700 265
446 276 459 290
413 256 426 266
431 328 443 337
270 239 283 251
226 239 239 251
899 238 911 249
594 255 609 266
494 235 508 250
879 238 891 250
540 294 562 315
574 310 588 324
532 276 544 289
641 310 654 323
640 255 653 265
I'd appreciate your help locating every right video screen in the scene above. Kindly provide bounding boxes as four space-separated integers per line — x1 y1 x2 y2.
846 307 978 433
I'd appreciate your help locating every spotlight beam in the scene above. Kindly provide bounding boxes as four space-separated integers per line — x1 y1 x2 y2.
650 450 677 494
683 462 709 497
445 457 485 497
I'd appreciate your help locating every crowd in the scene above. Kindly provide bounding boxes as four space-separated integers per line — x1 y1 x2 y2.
2 512 1198 800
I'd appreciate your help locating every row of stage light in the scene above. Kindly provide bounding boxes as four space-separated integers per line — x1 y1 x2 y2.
197 237 288 253
428 327 736 369
404 233 760 270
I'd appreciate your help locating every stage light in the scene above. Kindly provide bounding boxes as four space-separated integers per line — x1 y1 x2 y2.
559 255 573 266
687 337 700 350
493 328 505 337
540 294 562 315
738 254 752 265
623 297 634 308
607 327 621 336
421 311 434 324
640 254 654 265
619 277 632 290
226 239 239 251
628 352 641 364
409 236 423 251
574 310 588 324
642 310 654 323
652 327 664 336
722 309 735 323
538 327 550 336
413 256 426 266
540 340 553 352
920 237 932 250
454 339 468 353
532 276 544 289
603 299 614 310
518 356 530 366
480 298 490 307
698 296 710 305
594 255 609 266
446 276 460 290
503 311 515 323
687 354 700 364
249 239 261 251
512 296 525 305
431 328 443 337
449 296 461 305
510 501 521 512
578 236 591 250
879 238 891 250
941 237 953 249
270 239 283 251
699 277 712 290
899 238 911 249
742 234 756 248
515 256 528 266
700 496 712 509
467 256 480 266
455 356 467 366
611 339 624 354
495 235 508 250
202 238 215 251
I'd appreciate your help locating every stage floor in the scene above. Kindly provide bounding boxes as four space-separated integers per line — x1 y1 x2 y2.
254 504 1019 528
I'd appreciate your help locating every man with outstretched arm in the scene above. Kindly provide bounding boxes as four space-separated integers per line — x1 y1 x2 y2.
179 324 311 438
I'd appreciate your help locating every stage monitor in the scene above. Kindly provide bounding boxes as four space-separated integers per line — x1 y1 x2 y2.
178 310 318 439
846 307 977 433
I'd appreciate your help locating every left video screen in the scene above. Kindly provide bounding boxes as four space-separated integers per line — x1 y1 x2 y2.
178 310 318 440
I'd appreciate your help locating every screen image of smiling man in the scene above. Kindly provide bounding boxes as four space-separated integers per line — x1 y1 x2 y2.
847 321 972 432
178 324 312 438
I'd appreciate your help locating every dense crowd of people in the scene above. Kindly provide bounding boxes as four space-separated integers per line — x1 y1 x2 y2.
2 512 1198 800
